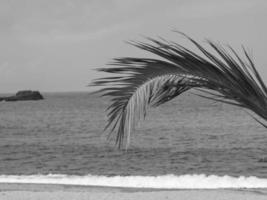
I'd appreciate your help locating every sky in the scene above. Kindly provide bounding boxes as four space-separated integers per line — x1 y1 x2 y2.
0 0 267 93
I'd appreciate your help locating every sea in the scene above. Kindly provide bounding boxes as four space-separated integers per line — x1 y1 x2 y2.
1 92 267 189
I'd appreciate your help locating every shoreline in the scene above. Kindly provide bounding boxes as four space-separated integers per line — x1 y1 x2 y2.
0 183 267 200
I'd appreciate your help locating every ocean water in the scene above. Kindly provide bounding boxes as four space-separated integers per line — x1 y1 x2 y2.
1 92 267 188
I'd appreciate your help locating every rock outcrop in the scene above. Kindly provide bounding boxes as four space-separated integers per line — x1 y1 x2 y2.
0 90 44 101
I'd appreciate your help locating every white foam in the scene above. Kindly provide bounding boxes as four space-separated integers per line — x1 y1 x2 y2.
0 174 267 189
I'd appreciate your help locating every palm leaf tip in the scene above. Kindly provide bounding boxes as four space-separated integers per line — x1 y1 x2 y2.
91 33 267 149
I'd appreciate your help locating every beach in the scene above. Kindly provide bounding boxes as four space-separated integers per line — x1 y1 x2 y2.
0 183 267 200
1 0 267 198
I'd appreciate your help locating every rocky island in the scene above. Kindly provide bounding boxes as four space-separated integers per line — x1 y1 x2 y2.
0 90 44 101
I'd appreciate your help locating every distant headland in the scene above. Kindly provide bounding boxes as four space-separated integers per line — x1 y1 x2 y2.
0 90 44 102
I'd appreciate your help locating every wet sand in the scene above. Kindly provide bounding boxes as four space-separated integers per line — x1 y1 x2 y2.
0 183 267 200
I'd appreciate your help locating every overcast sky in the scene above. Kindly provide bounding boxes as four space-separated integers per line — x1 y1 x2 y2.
0 0 267 93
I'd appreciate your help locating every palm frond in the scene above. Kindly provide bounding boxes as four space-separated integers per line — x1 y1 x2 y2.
91 33 267 149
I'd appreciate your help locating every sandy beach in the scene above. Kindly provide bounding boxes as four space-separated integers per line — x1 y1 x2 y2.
0 183 266 200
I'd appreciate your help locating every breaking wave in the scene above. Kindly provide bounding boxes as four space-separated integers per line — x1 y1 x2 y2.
1 174 267 189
